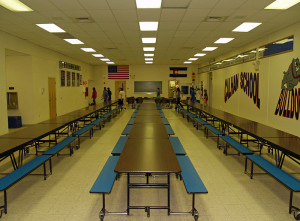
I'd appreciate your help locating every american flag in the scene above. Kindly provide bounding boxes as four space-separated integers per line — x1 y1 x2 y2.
108 65 129 79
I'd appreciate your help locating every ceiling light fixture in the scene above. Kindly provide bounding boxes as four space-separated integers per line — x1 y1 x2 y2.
143 47 155 51
202 47 217 51
81 48 96 52
139 22 159 31
64 39 84 44
144 53 154 57
145 62 153 64
36 24 65 33
265 0 300 9
194 53 206 57
184 61 192 64
136 0 161 8
100 58 110 61
232 22 262 32
188 58 198 61
0 0 33 11
106 62 115 64
145 58 153 61
142 37 156 43
92 54 104 57
214 38 234 44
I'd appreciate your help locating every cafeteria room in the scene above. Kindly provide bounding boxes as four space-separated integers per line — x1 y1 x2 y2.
0 0 300 220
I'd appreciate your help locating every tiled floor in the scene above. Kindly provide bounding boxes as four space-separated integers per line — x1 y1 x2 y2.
1 107 299 220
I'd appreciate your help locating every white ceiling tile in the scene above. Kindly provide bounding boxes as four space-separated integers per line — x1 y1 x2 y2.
160 9 186 22
77 0 110 10
181 9 208 22
22 0 58 11
137 9 161 21
107 0 136 10
63 10 90 18
159 22 179 31
49 0 84 10
188 0 220 9
112 10 138 22
177 22 199 31
89 10 116 22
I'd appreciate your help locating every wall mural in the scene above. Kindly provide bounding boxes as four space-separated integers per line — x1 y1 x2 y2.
224 72 260 109
275 58 300 120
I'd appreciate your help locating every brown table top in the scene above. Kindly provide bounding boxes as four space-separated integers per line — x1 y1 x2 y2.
134 115 163 124
138 103 158 110
129 124 169 139
137 110 160 116
0 138 32 158
0 124 64 139
185 101 297 139
184 100 300 158
265 137 300 158
115 139 181 173
39 115 79 124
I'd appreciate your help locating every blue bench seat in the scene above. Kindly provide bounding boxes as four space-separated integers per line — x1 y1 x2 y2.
0 155 52 214
73 124 95 148
111 136 128 155
161 118 169 125
169 137 186 155
221 136 253 155
90 118 104 126
122 124 133 135
90 156 120 220
245 154 300 213
203 124 224 147
175 155 207 219
195 118 209 127
127 118 135 125
43 136 77 156
164 124 175 135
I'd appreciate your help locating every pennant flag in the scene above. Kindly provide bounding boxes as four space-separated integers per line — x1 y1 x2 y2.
169 67 187 77
108 65 129 79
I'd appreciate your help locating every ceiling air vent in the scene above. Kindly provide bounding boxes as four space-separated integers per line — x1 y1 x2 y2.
204 16 227 22
73 17 95 23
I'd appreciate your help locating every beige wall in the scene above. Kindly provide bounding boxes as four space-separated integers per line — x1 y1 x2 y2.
93 64 198 100
199 22 300 137
0 30 94 135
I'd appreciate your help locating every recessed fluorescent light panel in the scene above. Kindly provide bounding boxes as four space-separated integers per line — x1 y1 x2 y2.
145 62 153 64
214 38 234 44
136 0 161 8
265 0 300 9
143 47 155 51
203 47 217 51
100 58 110 61
36 24 65 33
188 58 198 61
144 54 154 57
106 62 115 64
64 39 84 44
139 22 158 31
92 54 104 57
0 0 33 11
145 58 153 61
194 53 206 57
232 22 262 32
81 48 96 52
184 61 192 64
142 38 156 43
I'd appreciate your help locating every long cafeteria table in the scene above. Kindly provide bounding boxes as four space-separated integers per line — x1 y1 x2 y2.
0 101 117 169
114 101 181 216
183 100 300 167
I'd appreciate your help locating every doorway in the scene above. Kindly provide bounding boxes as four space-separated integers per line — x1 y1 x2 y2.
115 81 126 100
48 78 57 119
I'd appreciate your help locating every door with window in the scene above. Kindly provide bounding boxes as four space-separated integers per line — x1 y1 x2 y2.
48 78 57 119
115 81 126 101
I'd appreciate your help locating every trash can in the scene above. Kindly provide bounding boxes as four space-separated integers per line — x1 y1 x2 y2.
8 116 22 128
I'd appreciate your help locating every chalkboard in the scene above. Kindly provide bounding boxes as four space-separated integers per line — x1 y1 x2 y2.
134 81 162 93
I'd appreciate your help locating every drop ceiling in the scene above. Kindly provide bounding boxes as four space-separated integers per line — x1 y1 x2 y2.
0 0 299 65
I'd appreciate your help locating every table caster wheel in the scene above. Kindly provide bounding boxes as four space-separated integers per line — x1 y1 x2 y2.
194 214 198 221
294 210 300 220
